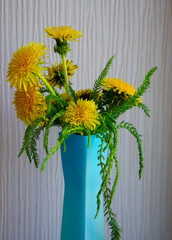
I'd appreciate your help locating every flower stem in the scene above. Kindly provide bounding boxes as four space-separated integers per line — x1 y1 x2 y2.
39 75 56 96
61 54 70 96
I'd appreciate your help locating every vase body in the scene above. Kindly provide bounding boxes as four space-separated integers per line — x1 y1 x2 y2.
60 134 108 240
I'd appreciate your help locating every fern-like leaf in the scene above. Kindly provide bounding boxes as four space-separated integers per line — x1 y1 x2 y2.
29 136 39 168
18 118 43 157
109 129 119 205
69 85 78 102
26 147 32 163
41 126 85 171
28 126 44 168
93 55 115 100
117 121 144 179
95 138 115 218
138 102 150 117
96 133 122 240
44 110 66 154
137 67 158 96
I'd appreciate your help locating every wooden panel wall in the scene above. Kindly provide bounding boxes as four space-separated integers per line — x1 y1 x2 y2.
0 0 172 239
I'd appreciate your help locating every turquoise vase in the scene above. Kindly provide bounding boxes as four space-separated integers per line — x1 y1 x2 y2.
60 134 108 240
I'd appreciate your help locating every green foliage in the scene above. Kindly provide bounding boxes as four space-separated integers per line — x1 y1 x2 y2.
137 67 157 96
112 67 157 119
117 121 144 179
69 85 78 102
95 132 122 240
39 87 52 94
50 85 67 100
44 110 66 154
26 147 32 163
28 126 44 168
93 55 115 101
41 138 63 172
99 89 121 111
138 102 150 117
109 131 120 205
84 128 91 148
41 126 85 171
46 94 67 114
18 118 44 158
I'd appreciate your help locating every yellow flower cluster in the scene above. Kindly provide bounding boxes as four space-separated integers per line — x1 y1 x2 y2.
6 42 48 125
64 99 100 130
6 25 142 129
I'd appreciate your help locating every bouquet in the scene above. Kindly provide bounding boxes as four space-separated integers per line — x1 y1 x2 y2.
6 25 157 239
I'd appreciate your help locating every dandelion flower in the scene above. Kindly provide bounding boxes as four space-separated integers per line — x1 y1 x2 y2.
76 89 102 100
46 60 78 89
44 26 83 42
13 86 47 125
76 89 93 100
101 77 141 101
6 42 48 91
64 99 99 130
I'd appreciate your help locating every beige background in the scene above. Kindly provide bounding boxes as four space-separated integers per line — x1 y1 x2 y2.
0 0 172 239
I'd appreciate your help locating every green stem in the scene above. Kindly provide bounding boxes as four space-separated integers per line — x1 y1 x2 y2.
61 54 69 96
39 75 56 96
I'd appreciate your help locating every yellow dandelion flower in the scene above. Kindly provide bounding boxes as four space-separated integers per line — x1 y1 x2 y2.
76 89 102 100
13 86 47 126
76 89 93 100
6 42 48 91
64 99 100 130
44 26 83 42
101 77 141 100
46 60 78 89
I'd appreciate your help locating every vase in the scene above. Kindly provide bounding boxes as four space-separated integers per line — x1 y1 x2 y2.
60 134 109 240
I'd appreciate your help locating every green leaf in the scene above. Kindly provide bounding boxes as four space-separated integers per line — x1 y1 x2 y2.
18 118 43 158
93 55 115 100
138 102 151 117
137 67 158 96
44 110 66 154
26 147 32 163
27 126 44 168
41 126 85 171
69 85 78 102
41 140 63 172
117 121 144 179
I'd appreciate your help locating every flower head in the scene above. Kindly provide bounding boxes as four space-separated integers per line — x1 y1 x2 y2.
64 99 100 130
76 89 102 101
76 89 93 100
46 60 78 89
44 26 83 42
101 77 141 101
13 86 47 125
6 42 48 91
